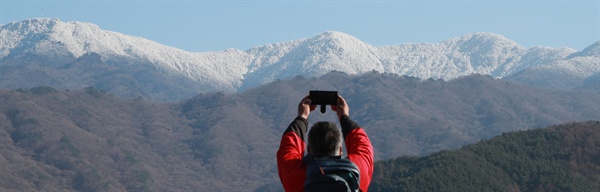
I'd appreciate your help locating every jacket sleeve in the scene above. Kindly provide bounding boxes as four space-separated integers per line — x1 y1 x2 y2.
341 115 374 192
277 117 308 192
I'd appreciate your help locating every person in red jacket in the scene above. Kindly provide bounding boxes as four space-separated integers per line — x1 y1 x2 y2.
277 94 374 192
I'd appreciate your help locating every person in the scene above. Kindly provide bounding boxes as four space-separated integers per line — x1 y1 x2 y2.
277 94 374 192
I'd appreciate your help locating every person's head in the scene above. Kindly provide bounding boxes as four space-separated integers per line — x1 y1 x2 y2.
308 121 343 157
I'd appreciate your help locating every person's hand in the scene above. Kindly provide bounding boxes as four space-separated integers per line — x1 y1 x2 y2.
298 95 316 119
330 95 349 120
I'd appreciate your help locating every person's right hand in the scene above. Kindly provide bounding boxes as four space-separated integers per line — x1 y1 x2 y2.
331 95 349 120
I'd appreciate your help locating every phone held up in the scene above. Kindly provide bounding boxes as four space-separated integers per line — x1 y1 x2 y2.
309 90 338 113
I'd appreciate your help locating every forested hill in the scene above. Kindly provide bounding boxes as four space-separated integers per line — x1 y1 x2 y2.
0 72 598 191
371 121 600 192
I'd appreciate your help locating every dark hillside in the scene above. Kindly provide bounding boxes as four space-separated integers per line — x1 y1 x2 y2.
0 72 598 191
0 87 205 191
371 121 600 192
235 72 599 157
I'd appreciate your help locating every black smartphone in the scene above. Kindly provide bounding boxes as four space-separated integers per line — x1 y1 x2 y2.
309 90 338 108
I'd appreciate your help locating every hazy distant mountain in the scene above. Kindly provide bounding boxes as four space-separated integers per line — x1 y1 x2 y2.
1 73 598 191
1 18 598 100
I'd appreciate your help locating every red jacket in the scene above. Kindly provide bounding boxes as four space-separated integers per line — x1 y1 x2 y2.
277 116 374 192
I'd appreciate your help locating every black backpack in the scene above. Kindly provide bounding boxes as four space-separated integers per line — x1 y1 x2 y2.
303 155 360 192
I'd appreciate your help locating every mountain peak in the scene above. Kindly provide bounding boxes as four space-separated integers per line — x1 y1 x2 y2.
2 18 100 35
568 41 600 58
443 32 524 55
304 31 375 50
446 32 520 47
11 17 60 25
1 18 110 60
298 31 381 73
2 17 61 33
464 32 510 40
314 31 356 39
305 31 366 47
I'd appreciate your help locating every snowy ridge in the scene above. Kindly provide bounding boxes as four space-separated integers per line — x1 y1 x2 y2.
374 33 526 80
534 57 600 78
1 18 598 93
241 31 383 90
0 18 252 91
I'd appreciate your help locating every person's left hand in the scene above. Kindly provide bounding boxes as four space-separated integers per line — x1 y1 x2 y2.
330 95 350 120
298 95 316 119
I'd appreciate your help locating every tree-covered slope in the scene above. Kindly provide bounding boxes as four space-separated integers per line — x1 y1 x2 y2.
371 121 600 192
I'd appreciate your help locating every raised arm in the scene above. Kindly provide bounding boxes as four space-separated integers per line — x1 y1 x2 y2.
332 95 374 192
276 96 315 192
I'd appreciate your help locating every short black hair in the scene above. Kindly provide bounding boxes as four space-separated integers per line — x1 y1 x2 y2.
308 121 343 157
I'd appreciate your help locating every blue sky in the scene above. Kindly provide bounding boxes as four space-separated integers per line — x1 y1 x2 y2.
1 0 599 52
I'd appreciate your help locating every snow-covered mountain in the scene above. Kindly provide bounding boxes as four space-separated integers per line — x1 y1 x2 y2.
1 18 598 100
0 18 251 93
